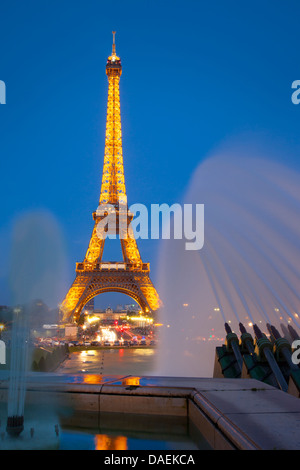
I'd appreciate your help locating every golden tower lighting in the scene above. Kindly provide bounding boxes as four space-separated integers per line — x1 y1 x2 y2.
60 33 161 323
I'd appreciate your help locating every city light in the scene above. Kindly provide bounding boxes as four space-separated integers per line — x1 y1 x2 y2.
126 315 153 324
86 315 100 324
98 328 117 343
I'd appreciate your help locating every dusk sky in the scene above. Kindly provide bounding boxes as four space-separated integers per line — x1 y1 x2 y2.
1 0 300 308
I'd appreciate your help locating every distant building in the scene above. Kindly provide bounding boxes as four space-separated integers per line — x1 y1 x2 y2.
64 324 78 339
84 298 95 312
42 324 61 338
87 307 127 322
125 304 140 312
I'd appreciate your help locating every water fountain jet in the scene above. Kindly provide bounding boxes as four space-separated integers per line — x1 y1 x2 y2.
2 210 68 448
157 147 300 378
6 305 29 437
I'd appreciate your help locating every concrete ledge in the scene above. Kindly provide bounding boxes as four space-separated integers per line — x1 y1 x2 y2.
192 383 300 450
188 400 235 450
100 384 193 397
100 394 187 416
1 375 300 449
190 392 259 450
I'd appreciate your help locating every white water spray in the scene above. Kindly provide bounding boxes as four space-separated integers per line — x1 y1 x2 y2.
156 147 300 378
6 210 67 440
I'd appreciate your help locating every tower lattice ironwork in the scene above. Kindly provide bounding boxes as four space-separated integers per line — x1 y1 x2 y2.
60 33 161 323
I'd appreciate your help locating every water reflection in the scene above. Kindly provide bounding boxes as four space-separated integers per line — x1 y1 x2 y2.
95 434 127 450
82 374 103 385
59 428 206 450
122 377 140 386
57 348 157 377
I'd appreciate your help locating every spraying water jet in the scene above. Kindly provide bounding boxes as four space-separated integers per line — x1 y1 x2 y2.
1 210 67 448
157 149 300 378
6 305 29 437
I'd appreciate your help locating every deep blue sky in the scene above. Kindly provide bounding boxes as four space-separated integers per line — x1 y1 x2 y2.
1 0 300 308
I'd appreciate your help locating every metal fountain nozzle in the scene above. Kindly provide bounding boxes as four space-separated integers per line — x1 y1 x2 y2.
288 324 300 342
253 324 264 340
224 322 243 372
224 322 232 335
253 323 273 360
6 415 24 437
267 324 298 370
270 325 281 340
266 323 273 337
239 322 247 335
280 323 293 343
239 322 254 353
266 323 281 341
266 323 279 342
253 323 288 391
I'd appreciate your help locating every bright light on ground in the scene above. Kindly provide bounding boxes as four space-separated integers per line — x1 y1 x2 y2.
98 328 117 343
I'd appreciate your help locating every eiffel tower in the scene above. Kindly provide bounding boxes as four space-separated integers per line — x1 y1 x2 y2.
60 33 161 323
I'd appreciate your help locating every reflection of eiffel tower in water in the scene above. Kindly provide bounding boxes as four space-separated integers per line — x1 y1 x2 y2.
60 33 161 323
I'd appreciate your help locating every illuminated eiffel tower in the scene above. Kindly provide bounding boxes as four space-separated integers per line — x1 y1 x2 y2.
60 33 161 323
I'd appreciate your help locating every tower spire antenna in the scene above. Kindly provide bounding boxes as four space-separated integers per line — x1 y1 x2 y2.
112 30 116 56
